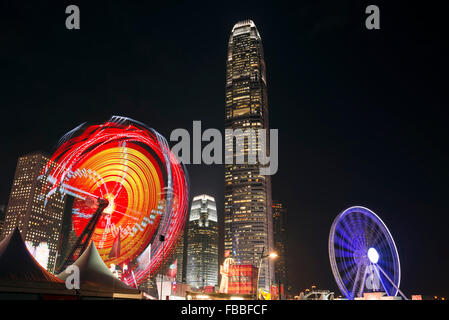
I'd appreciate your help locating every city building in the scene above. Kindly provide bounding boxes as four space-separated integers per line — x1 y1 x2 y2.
224 19 274 290
186 195 218 289
173 230 186 283
272 200 288 296
139 229 187 300
0 205 5 238
138 275 159 299
0 152 66 272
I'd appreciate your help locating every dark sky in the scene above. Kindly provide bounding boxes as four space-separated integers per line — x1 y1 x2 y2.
1 1 447 296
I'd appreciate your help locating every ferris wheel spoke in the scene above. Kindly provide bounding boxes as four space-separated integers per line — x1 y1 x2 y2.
349 231 365 253
373 264 391 295
364 223 377 247
351 264 364 298
113 202 147 218
357 264 369 298
369 224 385 248
334 232 356 252
338 260 359 279
111 208 140 221
374 238 393 254
111 142 129 196
358 219 369 249
377 261 396 277
339 218 356 241
334 247 356 258
377 264 407 299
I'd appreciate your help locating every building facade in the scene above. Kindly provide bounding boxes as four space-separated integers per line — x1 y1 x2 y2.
1 152 66 272
0 204 5 238
186 195 218 289
173 230 186 283
272 200 288 294
224 19 274 290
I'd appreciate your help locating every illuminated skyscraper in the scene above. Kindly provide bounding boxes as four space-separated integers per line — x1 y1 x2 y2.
174 230 186 283
272 200 288 295
224 20 274 289
1 152 66 272
186 195 218 289
0 205 5 238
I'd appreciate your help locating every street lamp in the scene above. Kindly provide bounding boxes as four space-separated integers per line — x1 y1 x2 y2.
255 248 278 300
268 252 279 259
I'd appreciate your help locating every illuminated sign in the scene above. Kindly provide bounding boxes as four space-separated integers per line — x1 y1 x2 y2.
219 258 257 295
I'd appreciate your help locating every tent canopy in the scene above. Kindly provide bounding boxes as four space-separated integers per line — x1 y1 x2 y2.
57 241 139 294
0 228 62 283
0 228 142 299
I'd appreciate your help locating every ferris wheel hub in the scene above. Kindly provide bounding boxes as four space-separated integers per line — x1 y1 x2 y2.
102 194 116 215
368 247 380 264
97 198 109 211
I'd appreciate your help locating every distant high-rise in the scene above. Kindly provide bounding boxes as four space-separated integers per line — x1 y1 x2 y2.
159 229 186 284
1 152 66 272
186 195 218 289
224 19 274 290
0 205 5 238
174 230 186 283
272 201 288 295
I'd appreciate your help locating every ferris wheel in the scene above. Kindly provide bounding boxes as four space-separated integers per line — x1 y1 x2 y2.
328 206 407 299
40 116 189 286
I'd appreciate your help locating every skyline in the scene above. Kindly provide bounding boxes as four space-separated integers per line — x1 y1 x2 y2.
0 1 448 297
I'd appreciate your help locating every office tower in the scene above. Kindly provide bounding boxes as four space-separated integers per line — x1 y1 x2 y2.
173 231 186 283
139 275 159 299
0 205 5 239
1 152 66 272
272 200 288 295
186 195 218 289
224 19 274 290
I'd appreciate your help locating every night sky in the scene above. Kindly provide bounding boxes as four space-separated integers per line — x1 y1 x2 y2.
1 1 447 296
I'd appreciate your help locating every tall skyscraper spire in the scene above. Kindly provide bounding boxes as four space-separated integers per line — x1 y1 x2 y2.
224 20 274 290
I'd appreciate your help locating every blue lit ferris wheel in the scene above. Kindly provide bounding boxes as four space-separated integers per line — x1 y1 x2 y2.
328 206 407 299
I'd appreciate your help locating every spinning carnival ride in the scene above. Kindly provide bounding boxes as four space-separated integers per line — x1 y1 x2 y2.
328 206 407 299
40 116 189 286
